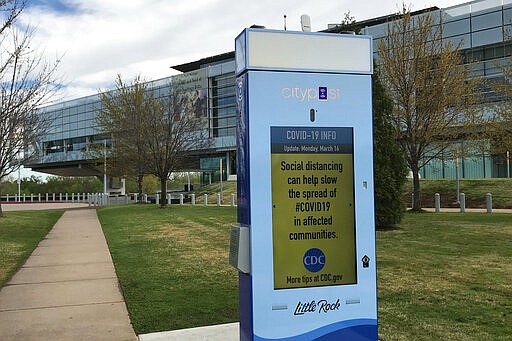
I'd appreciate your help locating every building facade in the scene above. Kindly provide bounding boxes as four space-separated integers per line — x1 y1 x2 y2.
28 53 237 187
27 0 511 182
354 0 511 178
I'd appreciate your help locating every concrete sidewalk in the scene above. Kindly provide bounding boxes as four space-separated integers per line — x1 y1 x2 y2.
0 209 137 340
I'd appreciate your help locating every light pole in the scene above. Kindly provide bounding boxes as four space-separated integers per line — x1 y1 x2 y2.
17 167 21 200
220 158 223 203
507 150 510 179
455 147 460 204
103 139 107 195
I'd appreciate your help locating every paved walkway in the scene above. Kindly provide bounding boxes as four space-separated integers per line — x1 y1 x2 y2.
138 322 239 341
0 209 137 340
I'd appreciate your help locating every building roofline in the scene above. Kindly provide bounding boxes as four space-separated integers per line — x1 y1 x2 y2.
171 51 235 73
322 6 440 33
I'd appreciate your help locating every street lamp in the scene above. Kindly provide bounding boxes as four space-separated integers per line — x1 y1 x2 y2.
454 147 460 204
104 139 107 195
17 167 21 200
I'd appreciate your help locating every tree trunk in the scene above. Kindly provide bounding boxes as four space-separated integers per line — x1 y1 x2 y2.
137 174 144 204
411 166 422 211
160 177 167 208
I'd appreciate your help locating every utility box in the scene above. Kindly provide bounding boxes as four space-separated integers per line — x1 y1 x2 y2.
234 28 377 341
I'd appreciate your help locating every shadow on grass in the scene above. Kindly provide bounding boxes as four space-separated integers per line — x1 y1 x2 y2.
376 225 401 232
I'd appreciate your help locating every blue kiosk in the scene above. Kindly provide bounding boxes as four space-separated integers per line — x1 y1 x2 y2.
231 28 377 340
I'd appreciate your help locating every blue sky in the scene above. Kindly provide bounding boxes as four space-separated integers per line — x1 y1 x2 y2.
17 0 466 178
28 0 78 14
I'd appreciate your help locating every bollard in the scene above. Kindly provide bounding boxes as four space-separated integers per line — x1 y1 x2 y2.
46 193 48 202
53 193 56 201
156 193 160 205
191 194 196 205
204 194 208 206
180 194 184 205
168 193 171 205
72 193 75 203
434 193 440 213
5 194 9 202
459 193 466 213
65 193 68 202
486 193 492 213
231 193 235 207
217 193 221 206
38 194 41 202
59 193 62 201
31 194 34 202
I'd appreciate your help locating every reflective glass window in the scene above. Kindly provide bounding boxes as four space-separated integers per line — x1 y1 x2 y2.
471 0 503 15
504 9 512 25
444 5 471 22
443 18 470 37
471 11 502 31
472 27 503 47
444 34 471 49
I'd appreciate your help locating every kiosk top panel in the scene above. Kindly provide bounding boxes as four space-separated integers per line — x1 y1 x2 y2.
235 28 373 76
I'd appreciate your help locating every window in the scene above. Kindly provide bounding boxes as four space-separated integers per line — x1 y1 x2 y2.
471 11 502 31
210 73 236 138
443 18 470 37
472 27 503 47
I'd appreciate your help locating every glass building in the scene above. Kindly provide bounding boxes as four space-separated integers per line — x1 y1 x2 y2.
27 52 237 187
354 0 512 178
27 0 511 182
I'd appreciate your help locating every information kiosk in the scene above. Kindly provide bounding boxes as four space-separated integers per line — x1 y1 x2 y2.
231 28 377 341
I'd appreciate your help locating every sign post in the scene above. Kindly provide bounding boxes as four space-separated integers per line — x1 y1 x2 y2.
231 28 377 341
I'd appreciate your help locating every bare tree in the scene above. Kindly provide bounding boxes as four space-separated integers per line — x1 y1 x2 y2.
97 75 150 202
376 6 483 211
98 75 210 208
144 87 210 208
0 0 61 216
488 40 512 155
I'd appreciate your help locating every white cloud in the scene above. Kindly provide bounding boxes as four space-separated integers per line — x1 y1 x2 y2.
20 0 465 100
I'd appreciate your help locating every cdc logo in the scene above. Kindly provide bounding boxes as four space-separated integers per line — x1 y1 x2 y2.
303 248 326 273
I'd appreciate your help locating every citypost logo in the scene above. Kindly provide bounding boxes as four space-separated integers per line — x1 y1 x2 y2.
281 86 341 102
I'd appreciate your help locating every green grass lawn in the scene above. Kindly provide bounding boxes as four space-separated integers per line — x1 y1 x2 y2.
0 210 63 286
98 205 512 339
97 205 238 334
377 213 512 340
